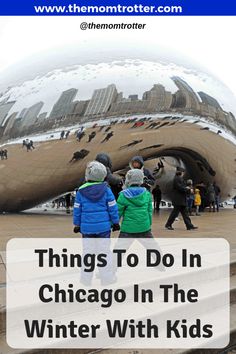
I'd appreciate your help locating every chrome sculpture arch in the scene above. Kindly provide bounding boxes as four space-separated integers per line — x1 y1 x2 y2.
0 42 235 212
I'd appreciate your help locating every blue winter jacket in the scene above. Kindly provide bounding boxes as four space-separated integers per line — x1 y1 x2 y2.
73 182 119 234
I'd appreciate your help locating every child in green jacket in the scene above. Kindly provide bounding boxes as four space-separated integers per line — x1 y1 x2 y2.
117 169 153 238
114 169 164 273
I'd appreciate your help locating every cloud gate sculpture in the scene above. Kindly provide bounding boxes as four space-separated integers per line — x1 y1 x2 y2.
0 43 235 212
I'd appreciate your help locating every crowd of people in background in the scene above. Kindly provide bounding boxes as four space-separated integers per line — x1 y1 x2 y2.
72 152 234 237
58 127 116 144
71 152 229 256
51 149 231 223
22 133 235 241
0 138 36 161
186 180 221 215
15 125 233 231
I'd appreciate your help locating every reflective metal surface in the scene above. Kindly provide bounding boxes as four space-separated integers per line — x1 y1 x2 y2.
0 44 235 211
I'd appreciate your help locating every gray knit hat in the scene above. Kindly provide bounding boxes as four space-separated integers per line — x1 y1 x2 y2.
125 169 144 187
85 161 107 182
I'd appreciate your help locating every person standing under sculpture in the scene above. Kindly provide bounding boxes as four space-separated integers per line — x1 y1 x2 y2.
196 181 207 212
129 156 155 191
165 167 198 231
213 181 221 212
186 179 194 215
95 153 123 200
194 188 201 216
65 193 71 214
233 196 236 209
207 182 216 212
152 184 162 212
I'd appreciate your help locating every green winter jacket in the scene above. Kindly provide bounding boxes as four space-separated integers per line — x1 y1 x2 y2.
117 187 153 233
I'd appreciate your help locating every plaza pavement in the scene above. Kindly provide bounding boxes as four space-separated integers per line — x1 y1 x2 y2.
0 208 236 354
0 207 236 286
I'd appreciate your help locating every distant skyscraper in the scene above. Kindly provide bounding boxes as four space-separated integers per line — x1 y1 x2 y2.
143 84 172 111
171 77 200 113
198 92 222 110
10 118 23 137
4 112 18 135
71 100 89 116
21 102 44 128
85 84 118 116
50 88 78 118
0 101 16 126
171 90 186 109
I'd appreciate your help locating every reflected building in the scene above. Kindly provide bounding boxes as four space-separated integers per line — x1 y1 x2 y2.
84 84 118 117
3 112 18 136
143 84 173 111
0 101 16 126
198 91 222 109
0 50 235 213
50 88 78 119
21 102 44 128
198 91 223 122
197 91 236 132
109 84 173 115
171 76 201 113
2 79 235 137
71 100 89 116
62 100 90 125
109 99 149 115
9 117 22 138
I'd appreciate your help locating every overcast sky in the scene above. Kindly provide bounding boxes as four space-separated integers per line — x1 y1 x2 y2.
0 16 235 96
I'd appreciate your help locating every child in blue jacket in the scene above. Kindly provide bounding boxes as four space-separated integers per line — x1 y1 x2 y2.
73 161 119 285
73 160 120 237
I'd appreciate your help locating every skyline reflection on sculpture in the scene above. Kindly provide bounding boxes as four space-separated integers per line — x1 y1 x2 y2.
1 75 236 141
